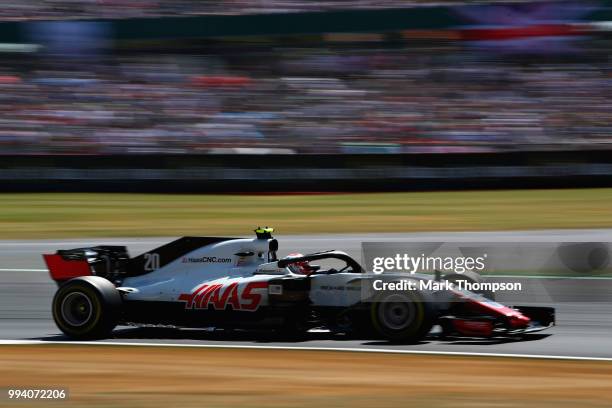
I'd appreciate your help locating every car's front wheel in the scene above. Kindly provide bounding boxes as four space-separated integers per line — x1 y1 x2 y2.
52 276 122 340
370 290 435 343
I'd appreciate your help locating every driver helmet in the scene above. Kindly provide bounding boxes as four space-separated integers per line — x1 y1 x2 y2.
286 253 313 275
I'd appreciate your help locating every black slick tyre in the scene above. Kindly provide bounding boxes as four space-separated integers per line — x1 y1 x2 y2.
52 276 122 340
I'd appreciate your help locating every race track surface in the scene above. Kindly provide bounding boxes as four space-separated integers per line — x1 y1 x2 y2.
2 229 612 359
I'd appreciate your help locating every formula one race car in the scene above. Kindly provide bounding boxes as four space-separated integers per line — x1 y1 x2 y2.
43 228 555 342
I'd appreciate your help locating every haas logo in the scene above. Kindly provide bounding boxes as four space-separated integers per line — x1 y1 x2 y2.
178 282 267 311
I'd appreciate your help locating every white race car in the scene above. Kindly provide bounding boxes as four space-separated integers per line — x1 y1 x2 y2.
43 228 554 342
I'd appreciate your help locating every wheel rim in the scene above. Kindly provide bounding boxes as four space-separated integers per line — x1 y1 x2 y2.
60 292 93 327
378 295 416 330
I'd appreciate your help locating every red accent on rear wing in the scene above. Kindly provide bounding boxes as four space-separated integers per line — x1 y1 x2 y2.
43 254 92 282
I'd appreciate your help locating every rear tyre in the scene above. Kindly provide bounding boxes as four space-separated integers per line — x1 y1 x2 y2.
370 290 435 343
52 276 122 340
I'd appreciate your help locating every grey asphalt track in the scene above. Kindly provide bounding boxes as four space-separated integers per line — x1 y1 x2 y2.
2 230 612 359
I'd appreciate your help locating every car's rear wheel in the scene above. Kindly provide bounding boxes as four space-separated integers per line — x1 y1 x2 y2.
370 290 434 343
52 276 122 340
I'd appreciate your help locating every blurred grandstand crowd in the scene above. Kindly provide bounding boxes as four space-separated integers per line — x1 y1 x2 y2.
1 39 610 155
0 0 536 20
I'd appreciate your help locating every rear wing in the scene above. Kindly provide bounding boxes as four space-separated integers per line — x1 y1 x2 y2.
43 246 130 284
43 253 91 282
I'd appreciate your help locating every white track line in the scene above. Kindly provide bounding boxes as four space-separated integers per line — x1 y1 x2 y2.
491 275 612 280
3 268 612 280
1 339 612 362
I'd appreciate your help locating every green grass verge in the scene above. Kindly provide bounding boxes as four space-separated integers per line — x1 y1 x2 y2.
0 188 610 239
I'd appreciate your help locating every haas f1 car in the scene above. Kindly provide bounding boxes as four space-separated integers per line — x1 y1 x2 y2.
43 228 554 342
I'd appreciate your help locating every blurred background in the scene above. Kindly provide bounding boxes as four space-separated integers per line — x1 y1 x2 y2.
1 6 612 407
0 0 610 191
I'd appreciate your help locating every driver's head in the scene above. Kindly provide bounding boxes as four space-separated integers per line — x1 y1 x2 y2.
286 253 313 275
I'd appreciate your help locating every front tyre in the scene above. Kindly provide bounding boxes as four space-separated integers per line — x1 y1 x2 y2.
371 291 434 343
52 276 122 340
